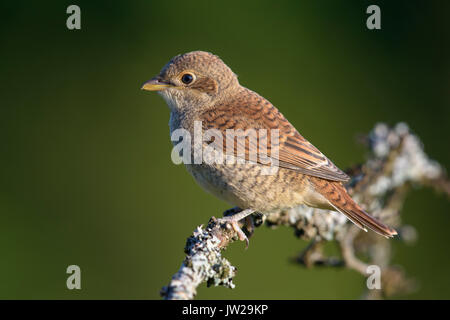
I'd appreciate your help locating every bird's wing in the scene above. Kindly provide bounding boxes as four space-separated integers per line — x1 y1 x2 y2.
200 89 350 182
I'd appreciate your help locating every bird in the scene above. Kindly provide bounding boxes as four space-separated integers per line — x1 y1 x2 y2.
141 51 397 244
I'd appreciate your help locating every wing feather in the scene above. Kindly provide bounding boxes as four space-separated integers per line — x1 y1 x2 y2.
200 88 350 182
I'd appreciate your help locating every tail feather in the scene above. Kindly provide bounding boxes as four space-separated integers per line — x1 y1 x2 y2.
328 201 397 238
313 178 397 238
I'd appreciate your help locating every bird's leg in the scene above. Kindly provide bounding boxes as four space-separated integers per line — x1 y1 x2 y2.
220 208 255 248
223 206 242 217
243 215 255 237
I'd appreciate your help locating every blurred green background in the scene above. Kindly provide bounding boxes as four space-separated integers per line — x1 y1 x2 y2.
1 0 449 299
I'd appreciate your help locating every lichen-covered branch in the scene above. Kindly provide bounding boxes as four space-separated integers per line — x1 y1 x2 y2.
161 123 449 300
160 218 240 300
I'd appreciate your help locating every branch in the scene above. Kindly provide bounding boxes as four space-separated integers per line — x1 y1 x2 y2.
161 122 449 300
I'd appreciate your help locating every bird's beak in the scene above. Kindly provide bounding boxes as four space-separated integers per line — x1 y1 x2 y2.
141 77 173 91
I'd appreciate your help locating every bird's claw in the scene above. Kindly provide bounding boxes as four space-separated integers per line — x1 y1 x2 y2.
218 217 249 249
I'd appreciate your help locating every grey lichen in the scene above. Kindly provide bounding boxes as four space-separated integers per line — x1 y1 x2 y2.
161 219 237 300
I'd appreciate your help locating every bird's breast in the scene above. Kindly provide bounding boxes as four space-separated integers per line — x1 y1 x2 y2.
184 160 312 213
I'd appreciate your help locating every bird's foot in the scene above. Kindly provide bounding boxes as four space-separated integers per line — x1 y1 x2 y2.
218 216 249 248
219 208 255 249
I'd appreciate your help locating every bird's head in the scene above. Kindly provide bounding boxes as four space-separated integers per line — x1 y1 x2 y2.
141 51 239 111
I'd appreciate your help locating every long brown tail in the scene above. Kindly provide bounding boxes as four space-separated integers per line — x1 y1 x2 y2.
312 178 397 238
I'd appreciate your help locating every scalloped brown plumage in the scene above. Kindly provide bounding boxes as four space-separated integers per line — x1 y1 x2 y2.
142 51 397 239
200 87 350 182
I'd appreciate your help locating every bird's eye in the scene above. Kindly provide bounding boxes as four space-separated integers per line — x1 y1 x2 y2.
181 73 194 85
